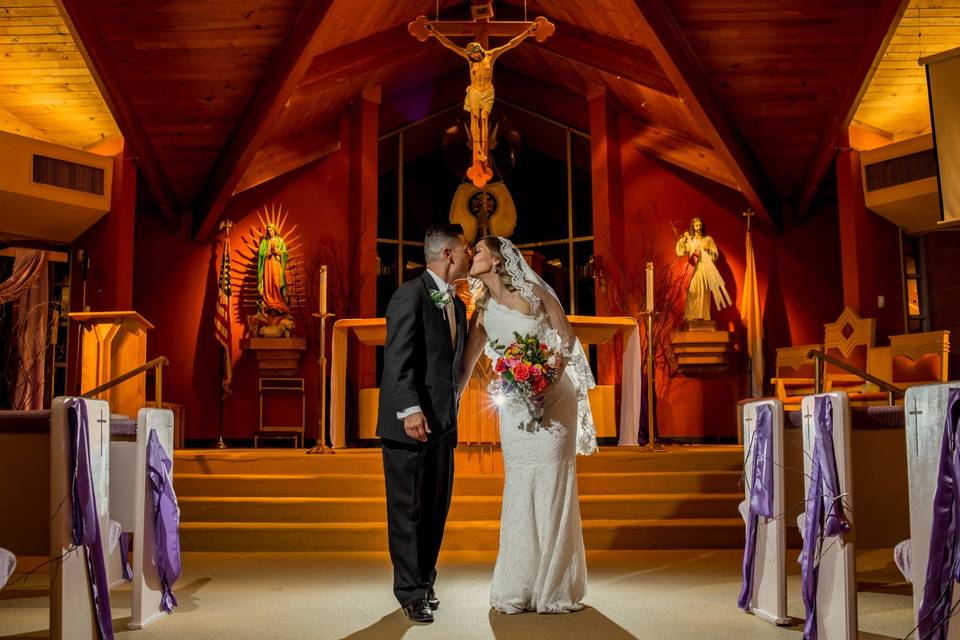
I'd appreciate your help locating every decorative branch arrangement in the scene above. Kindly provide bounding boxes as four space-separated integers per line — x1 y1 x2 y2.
603 208 688 376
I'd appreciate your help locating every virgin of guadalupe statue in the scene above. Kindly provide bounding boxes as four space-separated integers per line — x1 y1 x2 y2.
675 217 732 322
257 223 290 315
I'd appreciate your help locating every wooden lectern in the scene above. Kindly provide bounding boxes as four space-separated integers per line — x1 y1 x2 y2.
70 311 153 418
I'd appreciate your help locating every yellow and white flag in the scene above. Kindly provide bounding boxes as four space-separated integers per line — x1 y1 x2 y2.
741 228 764 397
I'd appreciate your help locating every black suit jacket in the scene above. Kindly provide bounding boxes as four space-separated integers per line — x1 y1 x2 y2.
376 271 467 445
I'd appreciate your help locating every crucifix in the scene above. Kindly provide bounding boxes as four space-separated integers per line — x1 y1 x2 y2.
409 3 554 188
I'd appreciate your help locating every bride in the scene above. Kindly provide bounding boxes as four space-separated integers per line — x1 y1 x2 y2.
458 235 597 614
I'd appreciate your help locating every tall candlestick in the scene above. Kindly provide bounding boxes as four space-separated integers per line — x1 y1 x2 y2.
319 265 328 315
645 262 654 312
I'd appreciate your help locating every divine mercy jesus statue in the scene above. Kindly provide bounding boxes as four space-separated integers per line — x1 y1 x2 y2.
675 217 732 323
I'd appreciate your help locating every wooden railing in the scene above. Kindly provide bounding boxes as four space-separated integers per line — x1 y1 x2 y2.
81 356 169 408
807 349 905 405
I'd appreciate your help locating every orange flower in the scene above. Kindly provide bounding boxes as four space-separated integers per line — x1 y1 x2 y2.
513 362 531 381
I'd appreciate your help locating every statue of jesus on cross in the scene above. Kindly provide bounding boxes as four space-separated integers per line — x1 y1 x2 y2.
410 11 554 188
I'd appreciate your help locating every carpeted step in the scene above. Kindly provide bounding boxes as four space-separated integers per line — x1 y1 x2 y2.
174 470 742 498
173 446 745 476
178 518 745 552
178 493 744 523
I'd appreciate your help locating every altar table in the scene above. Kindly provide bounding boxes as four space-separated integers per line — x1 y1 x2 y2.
329 316 642 448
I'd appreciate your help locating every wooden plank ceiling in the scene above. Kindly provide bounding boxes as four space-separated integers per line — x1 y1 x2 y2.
664 0 909 209
46 0 909 234
854 0 960 140
0 0 118 147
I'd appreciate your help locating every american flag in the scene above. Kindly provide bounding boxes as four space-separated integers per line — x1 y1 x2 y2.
214 230 233 397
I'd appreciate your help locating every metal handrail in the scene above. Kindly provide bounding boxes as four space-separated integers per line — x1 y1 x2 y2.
807 349 904 404
81 356 169 408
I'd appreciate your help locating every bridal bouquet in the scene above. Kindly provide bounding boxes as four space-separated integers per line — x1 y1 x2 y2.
488 332 563 424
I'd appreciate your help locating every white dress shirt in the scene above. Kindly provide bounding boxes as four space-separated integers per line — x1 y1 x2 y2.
397 269 452 420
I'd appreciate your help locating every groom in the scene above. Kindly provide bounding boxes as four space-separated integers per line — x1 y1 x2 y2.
377 224 471 623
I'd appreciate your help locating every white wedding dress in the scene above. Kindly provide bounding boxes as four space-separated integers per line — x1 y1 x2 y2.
484 297 587 614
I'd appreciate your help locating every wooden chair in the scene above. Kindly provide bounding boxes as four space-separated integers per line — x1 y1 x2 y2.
821 307 884 404
771 344 820 411
889 330 950 388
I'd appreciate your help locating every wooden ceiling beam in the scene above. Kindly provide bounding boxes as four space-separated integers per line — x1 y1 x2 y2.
194 0 335 241
631 0 780 226
793 0 910 220
298 24 427 92
538 18 676 97
235 121 341 194
55 0 181 227
632 117 738 190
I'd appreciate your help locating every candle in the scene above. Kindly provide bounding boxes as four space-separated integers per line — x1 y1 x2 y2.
319 265 328 315
645 262 654 312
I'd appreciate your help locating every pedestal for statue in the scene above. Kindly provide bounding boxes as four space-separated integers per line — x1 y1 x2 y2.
240 337 306 377
240 337 307 447
670 321 735 374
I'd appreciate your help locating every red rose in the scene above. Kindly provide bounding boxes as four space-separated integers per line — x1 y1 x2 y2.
513 362 531 381
495 358 507 373
532 376 548 394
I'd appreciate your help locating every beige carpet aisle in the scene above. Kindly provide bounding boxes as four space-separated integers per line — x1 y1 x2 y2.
0 549 913 639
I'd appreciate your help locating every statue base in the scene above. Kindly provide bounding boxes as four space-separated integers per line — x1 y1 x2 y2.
670 322 734 375
240 337 306 377
681 319 717 332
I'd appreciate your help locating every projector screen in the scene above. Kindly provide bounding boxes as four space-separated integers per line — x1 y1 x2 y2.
925 47 960 223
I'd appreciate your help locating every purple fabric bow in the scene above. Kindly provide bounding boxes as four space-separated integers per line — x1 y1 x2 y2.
146 429 182 613
67 398 115 640
738 403 775 610
119 532 133 582
799 395 851 640
917 387 960 640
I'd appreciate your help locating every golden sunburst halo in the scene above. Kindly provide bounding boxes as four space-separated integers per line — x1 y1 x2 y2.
232 203 306 314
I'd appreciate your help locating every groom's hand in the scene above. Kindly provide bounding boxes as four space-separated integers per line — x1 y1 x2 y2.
403 412 431 442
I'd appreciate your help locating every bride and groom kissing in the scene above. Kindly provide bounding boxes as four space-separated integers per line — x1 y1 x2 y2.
377 224 597 624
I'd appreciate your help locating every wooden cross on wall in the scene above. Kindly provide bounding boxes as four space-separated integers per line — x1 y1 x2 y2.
409 1 555 188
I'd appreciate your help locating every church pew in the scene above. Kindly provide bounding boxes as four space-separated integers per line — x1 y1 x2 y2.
0 410 50 558
738 398 788 626
799 392 857 639
22 398 177 638
904 381 960 638
49 397 113 640
127 407 177 630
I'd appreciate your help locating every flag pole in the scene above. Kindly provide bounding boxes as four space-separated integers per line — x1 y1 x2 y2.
216 219 234 449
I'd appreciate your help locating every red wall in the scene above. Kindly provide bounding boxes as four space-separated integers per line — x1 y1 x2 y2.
129 102 849 443
617 118 844 439
925 229 960 376
134 145 351 442
837 148 905 340
67 144 137 394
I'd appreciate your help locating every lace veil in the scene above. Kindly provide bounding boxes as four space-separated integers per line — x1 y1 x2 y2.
493 237 598 456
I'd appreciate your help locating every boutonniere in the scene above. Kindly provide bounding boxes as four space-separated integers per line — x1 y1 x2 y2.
429 289 453 317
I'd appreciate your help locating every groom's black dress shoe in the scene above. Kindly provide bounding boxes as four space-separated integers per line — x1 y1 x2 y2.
402 599 434 623
426 588 439 610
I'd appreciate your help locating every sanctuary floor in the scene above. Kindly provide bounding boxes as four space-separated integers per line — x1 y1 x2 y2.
1 549 913 639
